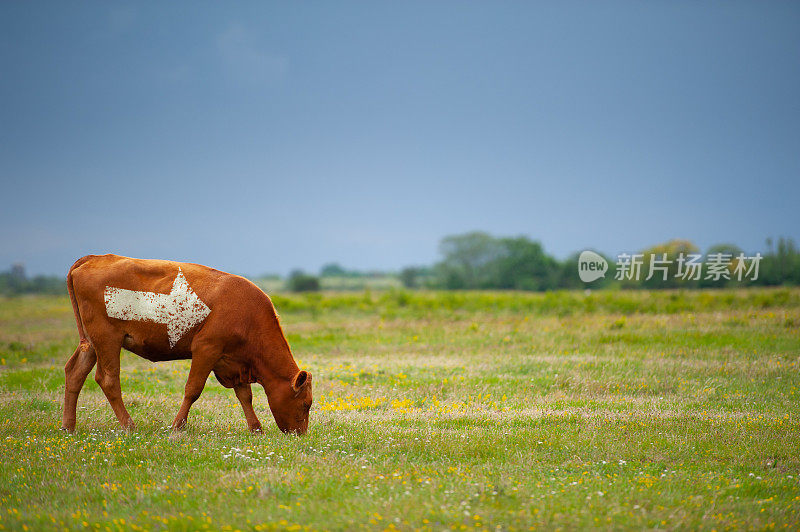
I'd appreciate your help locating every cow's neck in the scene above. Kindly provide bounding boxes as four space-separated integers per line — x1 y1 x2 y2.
249 315 298 390
252 348 297 389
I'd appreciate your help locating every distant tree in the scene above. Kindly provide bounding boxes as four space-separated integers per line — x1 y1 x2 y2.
400 267 422 289
0 264 65 296
436 264 467 289
437 232 504 289
320 263 348 277
699 243 743 288
9 263 25 281
639 239 700 289
492 236 560 290
287 270 320 292
434 232 560 291
759 237 800 286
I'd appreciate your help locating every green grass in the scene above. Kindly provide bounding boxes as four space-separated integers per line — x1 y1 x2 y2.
1 288 799 530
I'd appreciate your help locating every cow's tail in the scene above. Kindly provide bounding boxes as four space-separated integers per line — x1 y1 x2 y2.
67 256 92 350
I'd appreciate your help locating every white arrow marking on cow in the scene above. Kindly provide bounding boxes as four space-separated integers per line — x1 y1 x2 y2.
103 268 211 348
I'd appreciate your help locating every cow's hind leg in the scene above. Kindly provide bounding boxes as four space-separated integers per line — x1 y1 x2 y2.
234 383 262 433
62 343 97 432
93 336 134 430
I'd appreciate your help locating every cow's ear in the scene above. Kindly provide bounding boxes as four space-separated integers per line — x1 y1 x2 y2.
292 370 311 392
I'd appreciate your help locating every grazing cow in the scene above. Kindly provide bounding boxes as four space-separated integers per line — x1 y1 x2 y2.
62 254 312 434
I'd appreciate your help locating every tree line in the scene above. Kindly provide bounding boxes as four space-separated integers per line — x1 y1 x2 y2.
396 232 800 291
0 264 65 296
286 232 800 292
2 233 799 295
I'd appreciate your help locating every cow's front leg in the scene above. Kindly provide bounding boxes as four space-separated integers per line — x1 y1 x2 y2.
234 383 262 432
172 349 220 431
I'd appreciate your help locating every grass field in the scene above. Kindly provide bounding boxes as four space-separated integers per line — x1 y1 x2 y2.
1 288 799 530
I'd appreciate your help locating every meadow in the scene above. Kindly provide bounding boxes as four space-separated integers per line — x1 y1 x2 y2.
0 288 799 530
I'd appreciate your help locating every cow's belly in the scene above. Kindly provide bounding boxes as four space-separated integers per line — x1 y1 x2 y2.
122 334 192 362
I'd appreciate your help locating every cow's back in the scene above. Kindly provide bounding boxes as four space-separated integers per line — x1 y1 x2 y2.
69 254 261 359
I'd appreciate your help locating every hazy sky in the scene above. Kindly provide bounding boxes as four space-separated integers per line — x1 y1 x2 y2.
2 2 798 276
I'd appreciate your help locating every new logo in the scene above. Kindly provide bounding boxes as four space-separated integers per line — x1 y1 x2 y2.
578 250 608 282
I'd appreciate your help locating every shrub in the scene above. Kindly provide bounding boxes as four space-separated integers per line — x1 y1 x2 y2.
287 270 320 292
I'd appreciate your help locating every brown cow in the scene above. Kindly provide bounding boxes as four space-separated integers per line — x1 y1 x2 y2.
63 254 312 434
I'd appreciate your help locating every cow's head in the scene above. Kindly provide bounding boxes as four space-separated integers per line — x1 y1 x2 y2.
267 370 313 435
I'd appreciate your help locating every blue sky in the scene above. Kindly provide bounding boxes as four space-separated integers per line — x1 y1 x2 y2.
1 2 798 276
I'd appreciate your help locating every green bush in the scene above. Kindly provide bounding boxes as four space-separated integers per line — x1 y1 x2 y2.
287 270 320 292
